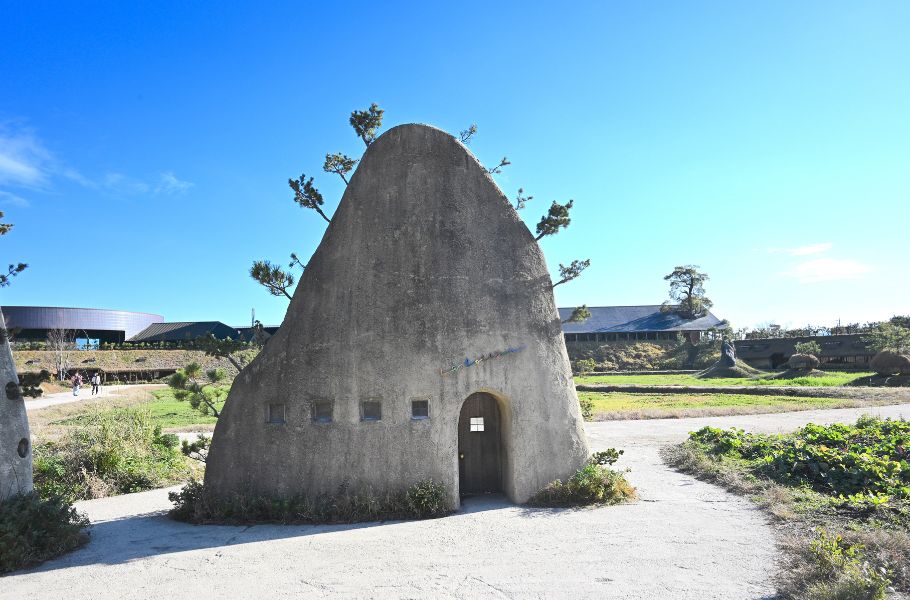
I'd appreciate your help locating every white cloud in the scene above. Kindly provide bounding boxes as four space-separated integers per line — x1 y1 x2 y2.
0 190 30 208
0 119 192 202
155 171 194 195
102 172 151 195
786 242 833 256
768 242 833 256
0 123 52 188
783 258 872 283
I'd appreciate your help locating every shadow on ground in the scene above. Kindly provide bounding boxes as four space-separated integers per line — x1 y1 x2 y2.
12 494 526 575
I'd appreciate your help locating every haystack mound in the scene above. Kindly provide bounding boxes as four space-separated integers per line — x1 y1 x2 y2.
870 350 910 376
767 368 828 379
205 124 589 507
697 361 764 379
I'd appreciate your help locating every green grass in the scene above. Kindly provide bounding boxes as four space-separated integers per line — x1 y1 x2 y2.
576 372 873 387
580 391 847 419
54 388 219 430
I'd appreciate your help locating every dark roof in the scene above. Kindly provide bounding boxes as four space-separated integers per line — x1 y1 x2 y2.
129 321 240 342
734 334 873 359
559 305 725 333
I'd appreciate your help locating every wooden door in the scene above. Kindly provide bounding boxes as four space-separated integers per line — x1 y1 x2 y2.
458 392 501 495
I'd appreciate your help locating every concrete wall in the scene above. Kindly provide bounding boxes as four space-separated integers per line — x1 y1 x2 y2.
205 124 589 507
1 309 33 499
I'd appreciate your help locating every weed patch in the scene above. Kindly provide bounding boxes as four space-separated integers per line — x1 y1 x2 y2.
169 479 450 524
0 493 89 574
34 407 194 502
528 450 636 507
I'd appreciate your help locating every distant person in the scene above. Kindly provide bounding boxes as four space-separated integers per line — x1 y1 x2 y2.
91 372 102 396
71 372 83 396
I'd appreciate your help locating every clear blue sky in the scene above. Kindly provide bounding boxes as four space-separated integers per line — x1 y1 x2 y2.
2 2 908 329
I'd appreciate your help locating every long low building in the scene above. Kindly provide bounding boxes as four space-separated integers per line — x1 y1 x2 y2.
734 334 875 369
2 305 164 343
2 306 278 345
558 305 725 344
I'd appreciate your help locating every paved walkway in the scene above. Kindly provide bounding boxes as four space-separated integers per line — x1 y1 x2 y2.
6 403 909 599
24 383 164 411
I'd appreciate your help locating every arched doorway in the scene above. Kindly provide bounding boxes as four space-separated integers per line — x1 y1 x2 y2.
458 392 502 496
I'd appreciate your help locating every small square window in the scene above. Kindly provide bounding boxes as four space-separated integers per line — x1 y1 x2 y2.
411 400 429 419
267 403 286 424
470 417 484 432
312 400 333 423
361 400 382 421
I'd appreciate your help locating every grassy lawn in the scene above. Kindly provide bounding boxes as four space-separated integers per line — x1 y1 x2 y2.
575 371 874 387
56 389 218 429
31 386 217 439
580 390 883 420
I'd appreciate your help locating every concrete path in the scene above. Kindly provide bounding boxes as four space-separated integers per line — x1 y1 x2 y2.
24 383 164 411
6 403 909 599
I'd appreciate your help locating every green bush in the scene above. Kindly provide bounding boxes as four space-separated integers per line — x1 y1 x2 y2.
795 341 823 357
688 416 910 502
572 358 597 375
0 493 89 574
527 450 636 507
791 529 890 600
578 396 594 420
34 407 192 502
169 479 450 524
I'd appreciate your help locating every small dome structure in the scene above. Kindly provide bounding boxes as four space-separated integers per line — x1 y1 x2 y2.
205 124 589 507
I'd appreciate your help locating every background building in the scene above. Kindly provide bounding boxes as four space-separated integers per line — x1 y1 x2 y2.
734 334 875 370
559 305 726 345
2 306 163 343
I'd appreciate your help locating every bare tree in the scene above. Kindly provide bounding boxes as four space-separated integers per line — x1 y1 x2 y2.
46 328 76 381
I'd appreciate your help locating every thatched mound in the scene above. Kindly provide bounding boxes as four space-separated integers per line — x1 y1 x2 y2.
870 350 910 376
768 368 828 379
787 353 820 370
697 361 764 379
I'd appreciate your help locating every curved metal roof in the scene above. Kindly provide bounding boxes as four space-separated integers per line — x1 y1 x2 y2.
559 305 724 333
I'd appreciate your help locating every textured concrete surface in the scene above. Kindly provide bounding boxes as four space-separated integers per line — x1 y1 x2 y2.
0 308 33 498
207 124 588 505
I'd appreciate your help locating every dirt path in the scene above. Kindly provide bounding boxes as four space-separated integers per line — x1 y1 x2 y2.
25 383 165 411
7 403 909 599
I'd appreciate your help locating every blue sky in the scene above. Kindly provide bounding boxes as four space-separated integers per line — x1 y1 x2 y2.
1 2 908 329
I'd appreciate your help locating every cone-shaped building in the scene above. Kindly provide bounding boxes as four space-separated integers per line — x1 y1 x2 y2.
205 124 589 506
1 309 33 499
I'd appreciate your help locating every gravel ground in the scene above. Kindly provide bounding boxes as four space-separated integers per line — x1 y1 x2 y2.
6 402 910 599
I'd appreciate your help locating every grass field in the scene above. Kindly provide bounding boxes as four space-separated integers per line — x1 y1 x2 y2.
580 390 886 420
30 386 217 440
56 390 218 429
575 371 874 387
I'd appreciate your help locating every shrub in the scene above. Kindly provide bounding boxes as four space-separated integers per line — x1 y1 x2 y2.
688 417 910 502
33 407 192 502
578 395 594 421
169 479 450 524
795 341 822 357
784 529 890 600
527 450 636 507
788 353 820 370
870 350 910 376
590 448 623 466
572 358 597 375
0 493 89 574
